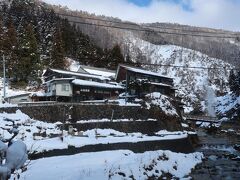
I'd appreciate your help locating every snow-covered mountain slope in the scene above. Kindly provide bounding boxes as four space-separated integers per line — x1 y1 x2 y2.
216 92 240 119
124 34 233 114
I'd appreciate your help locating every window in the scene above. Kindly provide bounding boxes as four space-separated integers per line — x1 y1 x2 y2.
95 90 103 93
103 91 110 95
20 99 28 102
80 88 90 92
52 84 56 90
62 84 70 91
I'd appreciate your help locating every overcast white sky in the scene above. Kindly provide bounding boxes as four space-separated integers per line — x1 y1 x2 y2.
42 0 240 31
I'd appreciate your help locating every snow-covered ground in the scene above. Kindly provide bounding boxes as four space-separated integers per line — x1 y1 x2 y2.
15 150 203 180
76 118 157 123
1 110 202 179
27 130 190 154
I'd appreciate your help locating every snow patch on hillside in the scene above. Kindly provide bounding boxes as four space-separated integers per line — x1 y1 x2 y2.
145 92 178 116
65 58 80 72
216 92 240 116
124 33 233 114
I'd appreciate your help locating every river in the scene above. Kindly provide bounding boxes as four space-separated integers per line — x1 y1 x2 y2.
190 123 240 179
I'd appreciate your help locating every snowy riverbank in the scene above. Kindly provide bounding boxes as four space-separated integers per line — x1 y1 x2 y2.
15 150 203 180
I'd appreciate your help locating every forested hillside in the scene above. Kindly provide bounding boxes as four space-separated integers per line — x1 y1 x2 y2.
51 4 240 67
0 0 126 86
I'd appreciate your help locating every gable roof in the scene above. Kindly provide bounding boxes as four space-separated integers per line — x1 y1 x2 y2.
72 79 124 89
76 66 89 74
43 68 110 81
116 64 172 80
79 65 116 78
5 93 31 99
43 78 75 84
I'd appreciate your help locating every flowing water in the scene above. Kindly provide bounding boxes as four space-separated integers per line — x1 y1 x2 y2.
191 127 240 180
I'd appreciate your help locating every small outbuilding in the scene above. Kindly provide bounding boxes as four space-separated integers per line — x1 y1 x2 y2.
5 93 32 104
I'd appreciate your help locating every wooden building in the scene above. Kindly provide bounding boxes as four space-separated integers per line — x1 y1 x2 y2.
42 68 124 102
116 64 176 97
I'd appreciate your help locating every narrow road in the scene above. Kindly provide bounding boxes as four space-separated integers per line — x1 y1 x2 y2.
191 127 240 180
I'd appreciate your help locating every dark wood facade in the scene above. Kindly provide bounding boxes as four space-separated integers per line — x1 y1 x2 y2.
72 85 121 102
116 65 176 97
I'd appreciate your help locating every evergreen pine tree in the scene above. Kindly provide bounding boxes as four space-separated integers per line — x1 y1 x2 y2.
18 23 40 83
236 71 240 95
229 70 236 92
229 69 240 95
50 27 65 69
125 53 132 64
106 44 124 69
4 18 18 79
61 19 77 57
0 17 4 53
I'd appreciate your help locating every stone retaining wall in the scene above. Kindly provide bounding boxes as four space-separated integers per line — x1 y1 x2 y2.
29 137 194 160
0 104 182 131
64 121 163 135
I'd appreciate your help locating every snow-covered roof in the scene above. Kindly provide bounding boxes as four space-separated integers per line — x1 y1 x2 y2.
43 78 75 84
72 79 124 89
31 91 46 97
149 82 173 88
5 93 31 99
45 68 110 81
80 65 116 78
118 65 172 80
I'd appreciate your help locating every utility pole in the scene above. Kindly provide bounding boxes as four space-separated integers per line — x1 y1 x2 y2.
125 70 128 104
2 54 6 100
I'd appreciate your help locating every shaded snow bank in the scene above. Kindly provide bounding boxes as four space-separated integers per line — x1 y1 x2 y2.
145 92 178 116
17 150 203 180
